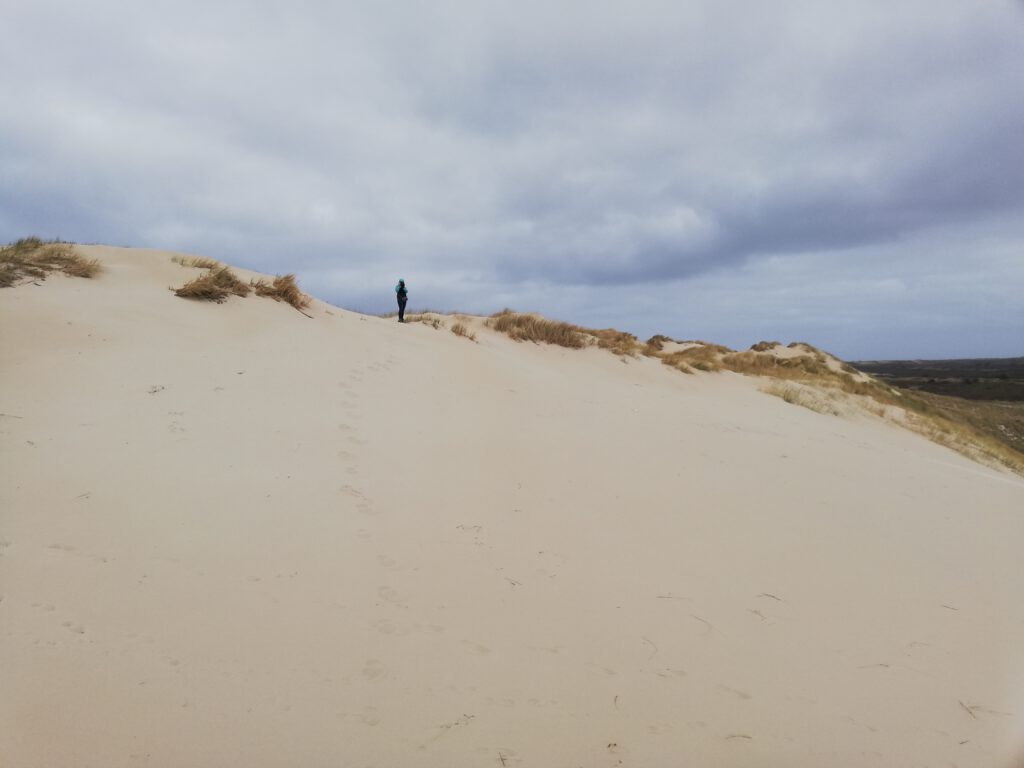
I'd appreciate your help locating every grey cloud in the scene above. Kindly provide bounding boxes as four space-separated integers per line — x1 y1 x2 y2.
1 0 1022 357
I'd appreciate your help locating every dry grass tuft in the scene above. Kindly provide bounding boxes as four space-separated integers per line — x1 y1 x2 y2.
1 238 101 287
488 311 587 348
750 340 782 352
171 255 222 269
646 334 673 351
762 381 845 416
451 322 476 341
660 343 733 373
406 313 445 329
584 328 643 356
721 350 831 378
174 267 251 302
250 274 311 311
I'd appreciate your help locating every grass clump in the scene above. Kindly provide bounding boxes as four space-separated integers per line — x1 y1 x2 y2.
174 267 251 302
171 255 221 269
451 322 476 341
1 238 100 287
488 310 587 349
721 350 831 378
250 274 311 311
645 334 673 352
406 313 445 329
762 381 845 416
586 328 643 357
660 343 733 374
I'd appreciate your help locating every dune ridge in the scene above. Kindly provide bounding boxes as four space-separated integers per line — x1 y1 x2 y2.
2 244 1023 767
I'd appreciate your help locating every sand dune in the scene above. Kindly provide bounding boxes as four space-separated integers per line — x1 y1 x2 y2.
2 245 1023 767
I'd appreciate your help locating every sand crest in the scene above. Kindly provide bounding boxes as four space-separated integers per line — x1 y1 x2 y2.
2 246 1023 766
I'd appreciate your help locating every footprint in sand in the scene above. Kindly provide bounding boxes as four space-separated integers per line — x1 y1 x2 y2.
340 484 366 500
372 618 398 635
719 684 752 700
358 707 380 726
61 621 85 635
362 659 386 681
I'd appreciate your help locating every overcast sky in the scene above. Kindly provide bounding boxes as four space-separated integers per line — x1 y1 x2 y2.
3 0 1022 359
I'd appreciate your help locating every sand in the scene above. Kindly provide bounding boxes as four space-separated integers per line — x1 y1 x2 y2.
2 245 1023 767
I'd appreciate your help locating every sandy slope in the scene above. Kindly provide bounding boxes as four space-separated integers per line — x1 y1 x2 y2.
2 246 1023 767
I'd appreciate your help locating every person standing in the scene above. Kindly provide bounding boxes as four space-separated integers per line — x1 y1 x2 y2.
395 278 408 322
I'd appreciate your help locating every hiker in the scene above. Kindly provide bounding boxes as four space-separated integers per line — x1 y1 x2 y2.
395 278 408 322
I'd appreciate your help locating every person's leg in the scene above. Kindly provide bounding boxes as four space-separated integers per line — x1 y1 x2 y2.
398 299 406 322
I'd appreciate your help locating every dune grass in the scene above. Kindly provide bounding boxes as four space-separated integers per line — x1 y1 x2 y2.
171 255 222 269
250 274 311 311
488 310 588 349
404 313 445 329
587 328 644 357
171 258 311 312
451 322 476 341
1 237 101 287
659 343 733 373
174 266 251 302
761 381 846 417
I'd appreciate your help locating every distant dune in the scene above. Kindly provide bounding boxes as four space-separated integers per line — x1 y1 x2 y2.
2 244 1023 767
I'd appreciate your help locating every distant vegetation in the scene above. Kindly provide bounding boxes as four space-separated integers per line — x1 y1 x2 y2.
1 237 101 287
852 357 1024 402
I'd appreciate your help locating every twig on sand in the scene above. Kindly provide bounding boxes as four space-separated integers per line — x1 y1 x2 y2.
959 701 1012 719
0 413 24 419
725 733 753 740
641 637 659 659
689 614 721 636
757 592 782 601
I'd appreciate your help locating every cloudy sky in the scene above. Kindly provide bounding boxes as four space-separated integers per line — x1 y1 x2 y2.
3 0 1022 359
